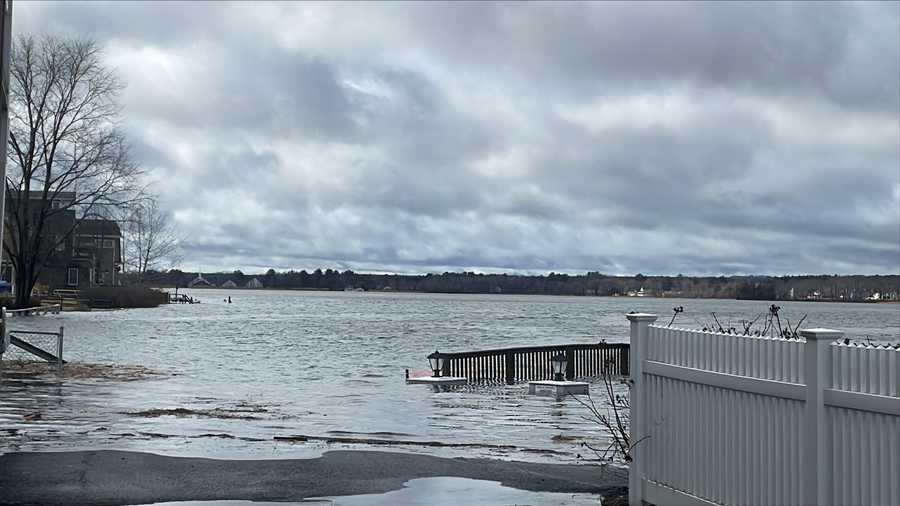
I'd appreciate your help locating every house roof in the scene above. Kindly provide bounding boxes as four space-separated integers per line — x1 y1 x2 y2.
9 190 77 200
188 273 213 287
78 219 121 237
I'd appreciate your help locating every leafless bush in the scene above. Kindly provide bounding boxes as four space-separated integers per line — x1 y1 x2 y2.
672 305 810 339
572 362 644 464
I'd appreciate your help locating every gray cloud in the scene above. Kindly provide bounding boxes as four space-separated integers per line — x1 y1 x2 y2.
13 1 899 275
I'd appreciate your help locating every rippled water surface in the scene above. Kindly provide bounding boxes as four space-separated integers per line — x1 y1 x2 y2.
2 290 897 462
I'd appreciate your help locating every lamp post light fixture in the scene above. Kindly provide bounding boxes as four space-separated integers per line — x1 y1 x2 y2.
529 350 587 397
550 353 567 381
408 350 465 387
427 350 445 377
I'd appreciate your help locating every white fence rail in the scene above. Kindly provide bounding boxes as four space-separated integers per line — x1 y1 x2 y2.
627 313 900 506
3 304 62 317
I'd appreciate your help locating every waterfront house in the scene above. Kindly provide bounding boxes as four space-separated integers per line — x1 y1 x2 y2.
220 280 238 288
187 273 213 288
245 278 263 289
2 191 123 294
626 286 649 297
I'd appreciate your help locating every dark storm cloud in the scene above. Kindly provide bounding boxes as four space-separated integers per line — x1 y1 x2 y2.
13 1 899 275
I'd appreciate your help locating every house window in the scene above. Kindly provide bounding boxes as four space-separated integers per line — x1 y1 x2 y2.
94 238 102 248
103 239 114 249
67 267 78 286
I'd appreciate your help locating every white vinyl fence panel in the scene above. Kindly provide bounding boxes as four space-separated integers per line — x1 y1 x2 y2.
627 314 900 506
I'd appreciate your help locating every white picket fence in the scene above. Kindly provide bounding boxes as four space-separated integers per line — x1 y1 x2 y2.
627 313 900 506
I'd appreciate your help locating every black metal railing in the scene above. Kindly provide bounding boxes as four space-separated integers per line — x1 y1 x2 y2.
440 342 629 383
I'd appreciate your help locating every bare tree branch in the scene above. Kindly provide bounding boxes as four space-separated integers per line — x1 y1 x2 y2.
4 35 142 306
120 196 182 281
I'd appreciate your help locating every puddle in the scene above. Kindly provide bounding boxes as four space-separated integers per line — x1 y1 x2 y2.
316 477 601 505
144 477 601 506
141 502 312 506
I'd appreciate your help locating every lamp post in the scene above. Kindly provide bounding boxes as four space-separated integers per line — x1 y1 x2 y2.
408 349 465 387
550 353 567 381
528 350 587 397
427 350 445 377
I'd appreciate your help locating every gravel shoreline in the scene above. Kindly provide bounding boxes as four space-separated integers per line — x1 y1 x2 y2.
0 449 627 505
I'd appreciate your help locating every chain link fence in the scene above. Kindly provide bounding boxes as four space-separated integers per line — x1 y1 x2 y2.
0 328 64 371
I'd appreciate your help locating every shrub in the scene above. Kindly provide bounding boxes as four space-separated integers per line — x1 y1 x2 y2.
80 286 168 308
0 294 42 310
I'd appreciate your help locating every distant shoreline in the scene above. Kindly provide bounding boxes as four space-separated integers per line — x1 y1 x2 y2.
135 271 898 303
164 285 899 304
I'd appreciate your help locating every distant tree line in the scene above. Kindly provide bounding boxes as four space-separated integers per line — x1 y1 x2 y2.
128 269 900 302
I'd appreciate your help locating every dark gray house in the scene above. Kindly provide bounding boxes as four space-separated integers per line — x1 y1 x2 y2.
2 191 123 295
69 219 123 289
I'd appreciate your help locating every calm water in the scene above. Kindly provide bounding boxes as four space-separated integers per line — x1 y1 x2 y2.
1 290 897 464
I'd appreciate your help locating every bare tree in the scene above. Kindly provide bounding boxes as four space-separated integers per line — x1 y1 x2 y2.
122 197 181 282
3 35 141 306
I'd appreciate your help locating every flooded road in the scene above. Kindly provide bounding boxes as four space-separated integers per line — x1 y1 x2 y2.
2 290 897 463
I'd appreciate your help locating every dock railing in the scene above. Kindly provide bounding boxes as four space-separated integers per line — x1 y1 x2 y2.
627 313 900 506
440 342 629 383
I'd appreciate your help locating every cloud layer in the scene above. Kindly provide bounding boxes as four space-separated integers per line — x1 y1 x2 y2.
15 1 900 275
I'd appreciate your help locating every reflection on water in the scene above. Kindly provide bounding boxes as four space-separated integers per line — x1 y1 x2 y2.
315 476 602 505
144 477 601 505
2 290 897 462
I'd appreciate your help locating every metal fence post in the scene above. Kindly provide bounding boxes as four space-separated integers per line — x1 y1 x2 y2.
800 328 840 506
0 306 5 363
57 325 64 372
504 350 515 384
626 313 657 506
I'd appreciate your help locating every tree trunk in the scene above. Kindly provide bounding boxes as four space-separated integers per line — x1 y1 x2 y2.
13 262 33 308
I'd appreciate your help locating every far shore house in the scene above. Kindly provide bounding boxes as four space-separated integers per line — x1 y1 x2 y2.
2 191 123 294
187 273 213 288
245 278 263 289
220 280 237 288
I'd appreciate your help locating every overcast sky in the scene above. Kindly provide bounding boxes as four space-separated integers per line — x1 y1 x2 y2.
15 1 900 276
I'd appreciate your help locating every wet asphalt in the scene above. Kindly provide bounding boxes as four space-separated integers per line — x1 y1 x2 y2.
0 449 627 505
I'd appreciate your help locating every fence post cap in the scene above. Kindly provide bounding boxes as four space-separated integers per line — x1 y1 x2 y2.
800 328 844 340
626 313 658 322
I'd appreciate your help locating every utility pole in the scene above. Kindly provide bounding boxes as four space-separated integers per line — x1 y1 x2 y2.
0 0 10 354
0 1 12 285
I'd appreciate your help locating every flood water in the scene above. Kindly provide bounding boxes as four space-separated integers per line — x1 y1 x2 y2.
1 290 897 464
149 477 601 506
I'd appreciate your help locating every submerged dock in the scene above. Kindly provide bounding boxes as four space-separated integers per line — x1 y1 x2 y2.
430 342 629 384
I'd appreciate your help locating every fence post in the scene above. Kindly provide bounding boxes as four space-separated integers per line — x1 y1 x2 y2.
504 351 515 384
800 328 840 506
57 326 64 372
0 306 5 361
626 313 657 506
565 347 575 380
